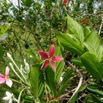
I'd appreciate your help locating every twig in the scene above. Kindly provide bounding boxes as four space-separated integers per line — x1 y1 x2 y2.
67 62 83 102
76 10 103 19
60 93 69 99
98 15 103 35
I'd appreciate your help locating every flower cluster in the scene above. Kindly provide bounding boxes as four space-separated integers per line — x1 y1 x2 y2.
0 45 63 103
3 91 18 103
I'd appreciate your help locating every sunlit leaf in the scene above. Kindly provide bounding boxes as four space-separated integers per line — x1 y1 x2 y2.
84 31 103 61
58 32 84 55
81 52 103 79
0 23 10 36
66 15 84 43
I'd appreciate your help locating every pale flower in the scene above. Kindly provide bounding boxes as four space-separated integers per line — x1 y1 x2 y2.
3 91 18 103
0 66 12 87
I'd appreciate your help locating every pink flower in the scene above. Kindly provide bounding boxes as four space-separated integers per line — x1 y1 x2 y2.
0 66 13 87
38 45 63 72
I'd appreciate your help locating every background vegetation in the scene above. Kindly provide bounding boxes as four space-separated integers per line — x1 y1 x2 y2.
0 0 103 103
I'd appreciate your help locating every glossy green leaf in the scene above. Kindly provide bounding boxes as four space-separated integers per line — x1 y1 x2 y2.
66 15 84 43
29 64 40 98
83 26 91 39
81 52 103 79
84 31 103 61
58 32 84 55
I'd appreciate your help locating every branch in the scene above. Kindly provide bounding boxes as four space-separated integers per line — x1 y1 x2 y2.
67 62 83 102
98 15 103 35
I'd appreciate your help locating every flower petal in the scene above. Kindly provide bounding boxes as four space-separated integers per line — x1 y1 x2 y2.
6 91 12 97
63 0 68 4
49 45 55 57
5 66 10 76
40 60 49 70
0 78 5 84
0 74 5 78
9 99 13 103
38 50 48 59
52 56 64 62
13 98 18 102
6 79 13 87
49 61 56 72
0 74 5 84
3 96 10 101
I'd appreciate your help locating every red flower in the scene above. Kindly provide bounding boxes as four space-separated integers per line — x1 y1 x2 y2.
63 0 68 4
83 20 87 24
38 45 63 72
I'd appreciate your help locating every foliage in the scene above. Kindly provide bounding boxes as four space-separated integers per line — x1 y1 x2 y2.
0 0 103 103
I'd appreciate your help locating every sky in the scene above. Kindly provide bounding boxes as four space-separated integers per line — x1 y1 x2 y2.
7 0 18 6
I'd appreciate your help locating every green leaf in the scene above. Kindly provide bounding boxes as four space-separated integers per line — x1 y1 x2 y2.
58 32 84 55
84 31 103 61
79 84 87 91
45 66 56 96
25 49 40 60
67 93 78 103
71 58 83 67
81 52 103 79
58 69 73 96
0 24 10 36
38 72 45 97
87 86 103 96
83 26 91 39
29 64 40 98
83 94 103 103
21 0 33 7
55 60 65 83
66 15 84 43
54 45 65 83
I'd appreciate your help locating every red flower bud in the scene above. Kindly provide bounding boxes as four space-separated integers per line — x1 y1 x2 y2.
51 41 56 45
63 0 68 4
83 20 87 24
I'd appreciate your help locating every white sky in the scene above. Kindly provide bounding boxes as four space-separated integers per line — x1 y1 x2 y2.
7 0 18 6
